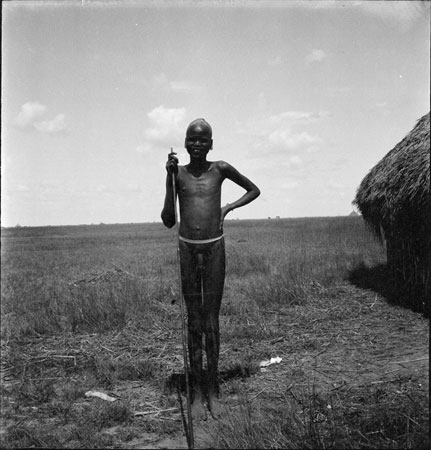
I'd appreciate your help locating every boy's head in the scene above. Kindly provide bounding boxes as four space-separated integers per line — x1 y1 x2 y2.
186 118 212 138
185 118 213 156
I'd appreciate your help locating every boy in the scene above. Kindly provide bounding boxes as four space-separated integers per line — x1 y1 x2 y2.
161 118 260 419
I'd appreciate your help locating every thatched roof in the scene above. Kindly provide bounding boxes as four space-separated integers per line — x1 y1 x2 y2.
354 112 430 238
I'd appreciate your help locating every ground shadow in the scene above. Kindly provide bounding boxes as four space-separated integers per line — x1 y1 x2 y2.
348 263 428 317
165 362 257 394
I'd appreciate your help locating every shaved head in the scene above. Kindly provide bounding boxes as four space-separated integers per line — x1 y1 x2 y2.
186 118 212 138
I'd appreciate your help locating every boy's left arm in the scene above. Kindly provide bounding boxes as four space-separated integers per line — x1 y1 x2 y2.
219 161 261 225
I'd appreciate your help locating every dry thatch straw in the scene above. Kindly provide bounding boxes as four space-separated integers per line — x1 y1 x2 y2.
353 112 430 313
354 112 430 235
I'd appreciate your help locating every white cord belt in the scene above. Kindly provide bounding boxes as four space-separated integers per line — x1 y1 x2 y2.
179 234 224 244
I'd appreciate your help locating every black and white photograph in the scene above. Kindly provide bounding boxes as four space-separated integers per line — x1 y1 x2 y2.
1 1 429 448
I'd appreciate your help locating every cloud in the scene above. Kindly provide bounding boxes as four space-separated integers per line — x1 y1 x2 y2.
146 105 186 139
148 72 204 95
243 110 327 156
283 155 303 168
268 129 320 152
305 49 327 64
14 102 67 135
14 102 47 128
34 114 67 134
140 105 187 153
268 110 331 125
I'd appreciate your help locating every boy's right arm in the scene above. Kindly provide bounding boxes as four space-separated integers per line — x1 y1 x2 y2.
161 153 178 228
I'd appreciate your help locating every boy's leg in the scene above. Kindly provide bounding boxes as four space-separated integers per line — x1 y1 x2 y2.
203 238 225 418
180 242 207 420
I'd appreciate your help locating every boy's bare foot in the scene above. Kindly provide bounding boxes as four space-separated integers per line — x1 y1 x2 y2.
208 395 224 419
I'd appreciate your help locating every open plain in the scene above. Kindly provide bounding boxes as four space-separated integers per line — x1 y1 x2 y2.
1 217 428 449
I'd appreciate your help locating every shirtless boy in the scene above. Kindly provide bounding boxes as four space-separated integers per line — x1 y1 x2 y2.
161 118 260 420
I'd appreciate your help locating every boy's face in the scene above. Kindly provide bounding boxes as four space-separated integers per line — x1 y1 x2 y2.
185 124 213 160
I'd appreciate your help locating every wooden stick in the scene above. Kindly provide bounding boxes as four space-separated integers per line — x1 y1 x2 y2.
134 407 179 416
171 149 194 450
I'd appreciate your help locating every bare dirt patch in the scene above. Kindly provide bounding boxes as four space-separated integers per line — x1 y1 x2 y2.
2 281 428 449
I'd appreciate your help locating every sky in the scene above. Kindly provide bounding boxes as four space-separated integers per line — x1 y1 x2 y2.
2 0 430 227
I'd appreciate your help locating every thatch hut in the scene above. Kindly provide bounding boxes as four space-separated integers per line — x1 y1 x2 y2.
354 112 430 315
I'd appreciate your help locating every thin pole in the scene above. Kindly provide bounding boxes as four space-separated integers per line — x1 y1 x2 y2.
200 273 205 307
171 148 194 449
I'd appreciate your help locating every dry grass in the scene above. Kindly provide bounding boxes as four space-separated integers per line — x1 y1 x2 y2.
1 218 428 448
354 112 430 234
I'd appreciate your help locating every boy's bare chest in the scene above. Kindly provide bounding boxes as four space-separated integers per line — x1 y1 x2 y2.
178 168 223 197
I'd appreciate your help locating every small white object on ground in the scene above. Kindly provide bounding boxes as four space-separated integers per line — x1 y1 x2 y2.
259 356 282 370
85 390 117 402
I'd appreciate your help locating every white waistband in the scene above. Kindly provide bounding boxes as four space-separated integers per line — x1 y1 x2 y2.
179 234 224 244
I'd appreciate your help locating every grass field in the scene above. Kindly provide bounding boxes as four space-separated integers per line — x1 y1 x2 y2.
1 217 429 449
